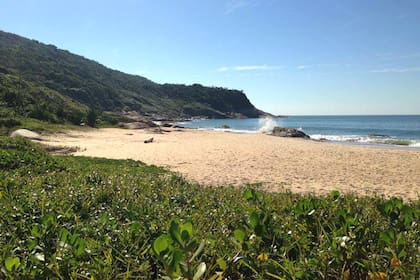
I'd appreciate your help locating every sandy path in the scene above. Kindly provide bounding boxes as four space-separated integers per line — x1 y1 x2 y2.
41 128 420 200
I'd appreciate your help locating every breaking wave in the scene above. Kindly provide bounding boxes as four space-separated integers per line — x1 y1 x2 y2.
310 134 420 147
258 117 280 133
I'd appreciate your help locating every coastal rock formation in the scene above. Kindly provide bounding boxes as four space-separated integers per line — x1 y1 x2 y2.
10 129 42 140
271 127 310 139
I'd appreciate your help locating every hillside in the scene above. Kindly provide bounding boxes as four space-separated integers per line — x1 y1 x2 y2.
0 30 266 124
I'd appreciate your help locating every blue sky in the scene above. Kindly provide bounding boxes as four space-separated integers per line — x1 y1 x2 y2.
1 0 420 115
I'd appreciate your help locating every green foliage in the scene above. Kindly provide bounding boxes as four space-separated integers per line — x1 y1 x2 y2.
0 137 419 279
86 108 98 127
0 69 88 125
0 137 63 172
0 118 21 128
152 220 206 279
0 30 263 120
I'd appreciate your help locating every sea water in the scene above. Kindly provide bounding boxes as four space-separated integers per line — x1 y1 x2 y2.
178 115 420 148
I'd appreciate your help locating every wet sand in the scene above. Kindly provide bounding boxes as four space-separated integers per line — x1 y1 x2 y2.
40 128 420 200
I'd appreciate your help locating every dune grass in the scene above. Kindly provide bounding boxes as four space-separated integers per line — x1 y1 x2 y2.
0 137 419 279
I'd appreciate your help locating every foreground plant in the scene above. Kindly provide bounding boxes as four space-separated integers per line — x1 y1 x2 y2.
153 220 206 280
0 137 419 279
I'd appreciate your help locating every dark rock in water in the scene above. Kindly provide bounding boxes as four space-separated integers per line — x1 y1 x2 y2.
221 125 230 129
161 122 185 129
172 125 185 129
368 133 389 138
271 127 310 139
117 121 157 129
161 123 173 128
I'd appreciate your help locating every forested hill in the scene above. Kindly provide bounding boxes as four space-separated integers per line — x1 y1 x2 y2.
0 30 266 123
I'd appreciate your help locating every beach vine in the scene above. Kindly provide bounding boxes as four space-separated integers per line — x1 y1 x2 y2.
0 137 419 279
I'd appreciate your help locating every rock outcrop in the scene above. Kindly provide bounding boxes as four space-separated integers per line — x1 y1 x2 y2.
10 129 42 140
271 127 310 139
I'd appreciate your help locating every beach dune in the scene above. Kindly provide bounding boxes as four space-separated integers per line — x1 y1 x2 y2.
41 128 420 200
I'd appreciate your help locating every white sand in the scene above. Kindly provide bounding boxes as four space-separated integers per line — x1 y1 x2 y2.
40 128 420 200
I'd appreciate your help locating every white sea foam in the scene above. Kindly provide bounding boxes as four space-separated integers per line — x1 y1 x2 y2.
310 134 364 142
310 134 420 148
212 128 257 134
258 117 279 133
409 141 420 147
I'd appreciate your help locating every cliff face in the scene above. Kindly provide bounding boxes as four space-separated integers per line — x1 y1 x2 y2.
0 30 266 120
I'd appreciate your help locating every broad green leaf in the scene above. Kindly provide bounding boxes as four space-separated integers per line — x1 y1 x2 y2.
28 239 38 251
181 221 193 237
249 211 259 228
193 262 206 280
171 249 183 266
130 222 141 233
31 225 42 238
217 258 227 270
181 221 193 241
398 249 407 259
153 235 169 255
76 240 86 257
181 230 190 242
234 229 246 243
168 249 183 276
394 198 403 210
5 257 20 272
380 229 395 245
70 233 80 246
170 221 183 246
59 228 70 242
384 201 393 215
243 189 253 201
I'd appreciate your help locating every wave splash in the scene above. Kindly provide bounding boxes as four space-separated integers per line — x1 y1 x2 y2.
310 134 420 147
258 117 279 133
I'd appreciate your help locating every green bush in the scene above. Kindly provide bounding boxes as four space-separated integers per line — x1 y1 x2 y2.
0 137 419 279
0 118 21 128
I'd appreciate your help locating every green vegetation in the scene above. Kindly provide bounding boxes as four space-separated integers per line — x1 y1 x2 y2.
0 30 264 121
0 69 87 125
0 137 419 279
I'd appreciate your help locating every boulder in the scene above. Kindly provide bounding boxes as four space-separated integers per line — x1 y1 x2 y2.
144 137 154 144
160 122 185 129
172 125 185 129
10 129 42 140
271 127 310 139
161 123 173 128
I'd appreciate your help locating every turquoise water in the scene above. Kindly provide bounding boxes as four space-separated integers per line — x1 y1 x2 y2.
179 115 420 148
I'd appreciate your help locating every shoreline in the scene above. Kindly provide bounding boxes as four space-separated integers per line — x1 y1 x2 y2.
40 127 420 201
178 115 420 150
179 127 420 151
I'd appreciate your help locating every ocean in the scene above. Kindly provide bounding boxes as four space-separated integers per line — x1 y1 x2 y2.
178 115 420 148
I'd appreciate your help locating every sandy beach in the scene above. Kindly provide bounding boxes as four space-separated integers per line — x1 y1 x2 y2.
40 128 420 200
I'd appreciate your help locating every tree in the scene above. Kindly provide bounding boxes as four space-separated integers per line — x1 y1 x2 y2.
86 109 98 127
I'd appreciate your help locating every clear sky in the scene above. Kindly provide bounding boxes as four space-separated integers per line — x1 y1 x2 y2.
1 0 420 115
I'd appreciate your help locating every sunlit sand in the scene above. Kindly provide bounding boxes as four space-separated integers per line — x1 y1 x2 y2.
41 128 420 201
